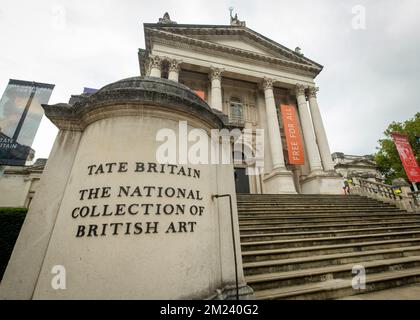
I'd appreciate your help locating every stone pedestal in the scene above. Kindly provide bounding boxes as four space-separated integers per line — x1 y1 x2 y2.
0 77 253 300
263 169 297 194
300 172 343 195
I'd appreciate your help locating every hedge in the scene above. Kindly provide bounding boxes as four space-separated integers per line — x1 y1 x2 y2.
0 208 27 281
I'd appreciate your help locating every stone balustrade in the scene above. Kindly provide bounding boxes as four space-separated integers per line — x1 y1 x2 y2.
409 191 420 208
350 177 420 213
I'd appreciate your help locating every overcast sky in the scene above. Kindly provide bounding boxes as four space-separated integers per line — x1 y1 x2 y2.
0 0 419 159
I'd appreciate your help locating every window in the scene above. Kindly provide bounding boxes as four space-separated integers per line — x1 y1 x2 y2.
229 97 244 125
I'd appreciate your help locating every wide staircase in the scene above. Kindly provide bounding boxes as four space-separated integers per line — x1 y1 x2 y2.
237 194 420 299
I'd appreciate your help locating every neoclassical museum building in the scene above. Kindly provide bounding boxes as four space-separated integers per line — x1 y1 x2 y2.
138 13 342 195
3 12 418 302
0 12 343 211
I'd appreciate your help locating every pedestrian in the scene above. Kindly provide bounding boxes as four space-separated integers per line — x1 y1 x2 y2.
343 179 350 195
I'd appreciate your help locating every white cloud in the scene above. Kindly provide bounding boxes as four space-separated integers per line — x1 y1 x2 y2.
0 0 418 159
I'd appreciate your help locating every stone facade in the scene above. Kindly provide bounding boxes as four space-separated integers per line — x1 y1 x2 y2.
0 14 345 210
332 152 384 182
0 159 46 208
138 14 342 195
0 77 253 299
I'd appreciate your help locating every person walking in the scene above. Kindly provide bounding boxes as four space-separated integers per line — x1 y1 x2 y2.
343 179 350 195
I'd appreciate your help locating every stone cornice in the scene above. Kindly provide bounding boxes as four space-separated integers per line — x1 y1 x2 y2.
150 37 316 79
145 28 322 76
144 24 323 69
335 162 378 170
42 77 226 131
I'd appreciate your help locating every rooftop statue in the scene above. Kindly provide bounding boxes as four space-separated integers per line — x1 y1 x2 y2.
229 7 246 27
158 12 177 24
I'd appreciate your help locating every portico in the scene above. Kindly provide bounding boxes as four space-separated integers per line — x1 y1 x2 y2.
138 13 342 194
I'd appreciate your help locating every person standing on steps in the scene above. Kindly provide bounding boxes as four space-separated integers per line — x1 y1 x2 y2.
343 179 351 195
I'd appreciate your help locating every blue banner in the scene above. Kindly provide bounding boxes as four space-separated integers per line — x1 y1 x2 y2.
0 79 54 165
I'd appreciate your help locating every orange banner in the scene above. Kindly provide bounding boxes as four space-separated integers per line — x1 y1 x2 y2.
280 104 305 165
193 90 205 100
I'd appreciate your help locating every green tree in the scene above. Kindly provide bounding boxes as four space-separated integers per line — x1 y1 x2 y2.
374 112 420 185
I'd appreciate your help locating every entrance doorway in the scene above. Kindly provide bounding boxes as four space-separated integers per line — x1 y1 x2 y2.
234 167 250 194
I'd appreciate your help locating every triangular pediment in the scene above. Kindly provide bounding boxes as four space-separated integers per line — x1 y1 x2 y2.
143 24 323 75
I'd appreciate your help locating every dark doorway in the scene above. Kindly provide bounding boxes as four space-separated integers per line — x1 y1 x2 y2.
234 167 250 194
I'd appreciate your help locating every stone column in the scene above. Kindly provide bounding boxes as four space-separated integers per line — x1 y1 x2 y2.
307 87 335 171
209 67 223 112
168 59 181 82
262 78 297 194
148 55 162 78
263 78 287 171
295 84 323 173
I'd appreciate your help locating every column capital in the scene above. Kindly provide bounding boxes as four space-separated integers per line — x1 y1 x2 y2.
209 66 223 81
262 77 274 91
307 86 319 99
147 55 162 70
295 83 306 96
168 58 182 73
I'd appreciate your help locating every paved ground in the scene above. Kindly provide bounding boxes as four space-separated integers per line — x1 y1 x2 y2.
339 283 420 300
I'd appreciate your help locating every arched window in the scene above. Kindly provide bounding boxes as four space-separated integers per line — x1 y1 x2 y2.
229 97 244 125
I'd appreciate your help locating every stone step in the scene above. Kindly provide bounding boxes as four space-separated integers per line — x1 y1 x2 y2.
239 211 405 217
237 194 364 198
239 221 420 235
238 200 388 204
239 203 387 207
238 196 379 200
240 225 420 242
239 212 411 220
239 216 417 227
241 230 420 251
242 238 420 262
239 202 390 207
238 202 393 207
237 199 377 203
238 206 398 213
245 256 420 291
243 245 420 276
238 208 406 214
253 267 420 300
238 198 389 202
238 194 420 299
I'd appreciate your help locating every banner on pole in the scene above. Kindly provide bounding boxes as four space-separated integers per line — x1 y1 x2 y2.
280 104 305 165
391 132 420 183
0 79 54 165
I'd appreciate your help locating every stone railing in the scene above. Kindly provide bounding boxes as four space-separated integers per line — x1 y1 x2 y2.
350 177 420 213
409 191 420 207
